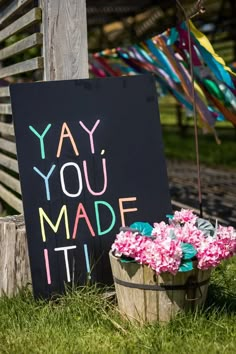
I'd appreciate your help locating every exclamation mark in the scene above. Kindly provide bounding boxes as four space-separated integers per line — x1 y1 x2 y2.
83 244 91 279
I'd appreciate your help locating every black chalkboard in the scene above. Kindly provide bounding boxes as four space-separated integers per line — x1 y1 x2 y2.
10 75 172 298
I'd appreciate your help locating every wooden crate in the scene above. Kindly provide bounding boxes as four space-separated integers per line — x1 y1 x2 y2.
109 251 211 323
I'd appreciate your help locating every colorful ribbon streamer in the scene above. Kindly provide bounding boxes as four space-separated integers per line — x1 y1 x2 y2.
89 20 236 132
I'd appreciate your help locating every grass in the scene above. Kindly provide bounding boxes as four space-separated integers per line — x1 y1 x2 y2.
0 258 236 354
0 98 235 352
161 125 236 169
157 95 236 170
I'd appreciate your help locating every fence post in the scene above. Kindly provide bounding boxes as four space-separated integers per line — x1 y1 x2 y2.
40 0 89 80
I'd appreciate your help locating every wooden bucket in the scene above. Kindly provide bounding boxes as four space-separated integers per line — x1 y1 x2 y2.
109 251 211 323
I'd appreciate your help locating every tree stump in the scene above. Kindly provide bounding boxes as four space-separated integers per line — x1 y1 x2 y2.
0 214 31 296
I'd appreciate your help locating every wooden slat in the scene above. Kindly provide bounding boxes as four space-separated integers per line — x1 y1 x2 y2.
0 86 10 97
0 170 21 194
0 33 43 60
0 103 12 114
0 152 18 173
0 137 16 154
0 8 42 43
0 56 44 79
0 0 33 27
40 0 89 80
0 184 22 213
0 122 14 136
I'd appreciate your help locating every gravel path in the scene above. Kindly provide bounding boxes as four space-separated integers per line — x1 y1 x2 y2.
167 160 236 227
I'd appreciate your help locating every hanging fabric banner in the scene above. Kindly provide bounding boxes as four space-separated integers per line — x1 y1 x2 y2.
90 20 236 131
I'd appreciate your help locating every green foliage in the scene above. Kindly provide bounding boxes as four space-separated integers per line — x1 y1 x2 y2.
181 243 197 260
129 222 153 236
0 258 236 354
196 218 215 237
162 125 236 169
179 260 194 272
179 243 197 272
168 229 176 239
120 256 136 263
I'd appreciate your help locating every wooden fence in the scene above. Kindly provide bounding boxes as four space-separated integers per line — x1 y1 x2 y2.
0 0 88 296
0 1 42 213
0 0 88 214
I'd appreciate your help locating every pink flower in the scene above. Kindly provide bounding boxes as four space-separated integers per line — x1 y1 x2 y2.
152 221 172 238
111 210 236 274
112 229 182 275
173 209 198 224
174 223 206 248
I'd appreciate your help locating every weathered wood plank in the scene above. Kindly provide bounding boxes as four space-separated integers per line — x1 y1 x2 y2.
0 214 30 297
0 32 43 60
0 121 14 136
40 0 88 80
0 170 21 194
0 220 17 295
0 0 33 27
0 184 22 212
0 137 16 154
0 103 12 114
0 86 10 97
15 227 31 291
0 152 18 173
0 8 41 42
0 56 43 79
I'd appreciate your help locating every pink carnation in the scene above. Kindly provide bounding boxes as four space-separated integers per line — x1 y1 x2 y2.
112 229 182 275
137 237 182 274
111 210 236 274
152 221 174 238
111 231 145 259
173 209 198 224
174 223 206 249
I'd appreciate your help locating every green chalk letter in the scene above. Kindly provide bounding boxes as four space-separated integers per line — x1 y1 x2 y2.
94 201 116 236
29 124 52 159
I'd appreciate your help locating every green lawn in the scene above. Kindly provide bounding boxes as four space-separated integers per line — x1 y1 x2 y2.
0 98 235 353
161 125 236 169
157 95 236 170
0 257 236 354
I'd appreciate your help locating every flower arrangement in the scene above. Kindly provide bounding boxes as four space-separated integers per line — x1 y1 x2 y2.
111 209 236 275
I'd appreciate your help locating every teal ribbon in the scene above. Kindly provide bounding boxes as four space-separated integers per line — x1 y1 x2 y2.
146 39 180 83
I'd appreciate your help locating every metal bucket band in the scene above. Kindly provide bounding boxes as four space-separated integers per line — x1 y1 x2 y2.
113 276 210 291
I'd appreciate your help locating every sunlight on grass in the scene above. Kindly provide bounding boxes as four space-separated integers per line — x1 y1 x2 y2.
158 95 235 169
0 258 236 354
162 126 236 169
159 95 233 129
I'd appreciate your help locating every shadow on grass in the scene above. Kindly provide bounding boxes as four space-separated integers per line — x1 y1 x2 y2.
205 283 236 313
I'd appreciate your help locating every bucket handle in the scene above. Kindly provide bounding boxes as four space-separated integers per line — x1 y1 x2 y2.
185 276 203 301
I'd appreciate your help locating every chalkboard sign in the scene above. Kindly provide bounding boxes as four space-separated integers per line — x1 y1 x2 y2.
10 75 172 298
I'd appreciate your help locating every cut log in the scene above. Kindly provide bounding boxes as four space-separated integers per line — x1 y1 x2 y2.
0 214 31 296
